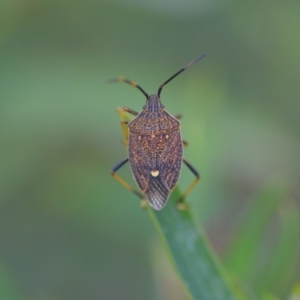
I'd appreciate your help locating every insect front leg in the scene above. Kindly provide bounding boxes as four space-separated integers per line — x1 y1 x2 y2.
116 107 138 145
123 107 139 116
117 107 138 120
176 158 200 210
111 158 147 208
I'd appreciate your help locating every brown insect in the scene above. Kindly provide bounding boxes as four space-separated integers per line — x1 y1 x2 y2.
110 54 206 210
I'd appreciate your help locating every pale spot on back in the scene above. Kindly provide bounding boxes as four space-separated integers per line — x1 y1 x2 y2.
151 170 159 177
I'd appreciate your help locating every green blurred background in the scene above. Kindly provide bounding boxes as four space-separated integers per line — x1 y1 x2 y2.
1 0 300 299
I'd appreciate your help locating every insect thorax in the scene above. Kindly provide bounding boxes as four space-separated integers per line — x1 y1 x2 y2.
128 95 180 134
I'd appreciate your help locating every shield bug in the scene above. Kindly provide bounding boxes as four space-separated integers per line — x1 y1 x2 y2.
110 54 206 210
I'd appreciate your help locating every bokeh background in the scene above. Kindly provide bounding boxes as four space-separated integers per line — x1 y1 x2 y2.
1 0 300 299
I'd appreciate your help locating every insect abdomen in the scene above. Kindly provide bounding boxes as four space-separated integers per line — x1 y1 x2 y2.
128 125 182 210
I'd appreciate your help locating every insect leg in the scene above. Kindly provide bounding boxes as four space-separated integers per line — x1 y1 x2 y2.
120 121 129 145
111 158 145 200
123 107 139 116
117 107 138 120
116 107 137 145
174 114 183 120
182 140 188 147
176 158 200 209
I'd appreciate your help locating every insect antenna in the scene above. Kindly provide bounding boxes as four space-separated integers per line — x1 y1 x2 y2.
108 76 149 98
157 53 206 98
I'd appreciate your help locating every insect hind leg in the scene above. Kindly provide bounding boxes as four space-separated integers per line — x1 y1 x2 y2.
111 158 147 208
176 158 200 210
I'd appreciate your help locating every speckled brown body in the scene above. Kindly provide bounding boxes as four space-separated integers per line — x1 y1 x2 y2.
128 94 182 210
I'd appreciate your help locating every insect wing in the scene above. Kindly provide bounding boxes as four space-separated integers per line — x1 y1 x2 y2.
146 175 170 210
128 128 182 210
128 132 151 192
159 128 183 190
145 129 182 210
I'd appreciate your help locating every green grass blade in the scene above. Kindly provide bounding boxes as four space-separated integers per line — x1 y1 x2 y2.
223 181 287 280
147 187 241 300
258 198 300 294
